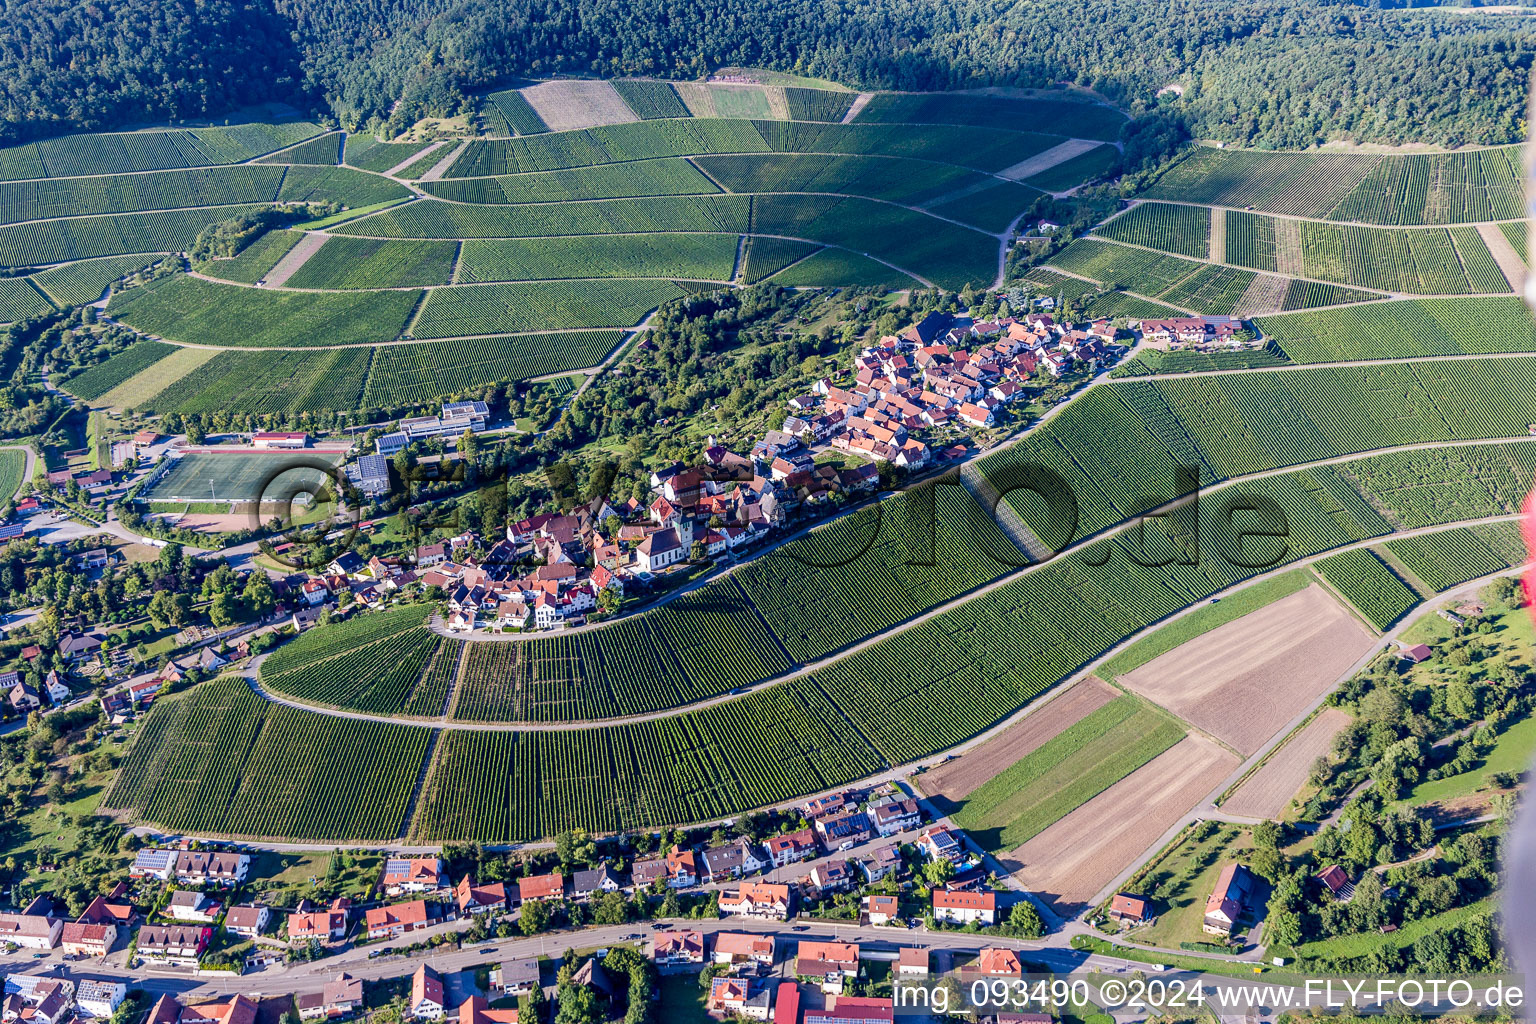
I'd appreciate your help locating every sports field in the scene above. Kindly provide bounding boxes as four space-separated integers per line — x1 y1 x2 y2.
145 452 341 503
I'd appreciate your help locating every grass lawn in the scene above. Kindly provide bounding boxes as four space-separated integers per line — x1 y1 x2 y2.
1101 569 1315 680
1406 600 1535 689
942 696 1185 855
1125 825 1255 948
249 850 383 900
293 197 413 230
1292 898 1493 962
1398 712 1536 811
656 976 714 1024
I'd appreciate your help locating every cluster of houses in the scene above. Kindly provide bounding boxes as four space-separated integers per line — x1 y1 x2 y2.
1135 315 1250 352
775 311 1124 468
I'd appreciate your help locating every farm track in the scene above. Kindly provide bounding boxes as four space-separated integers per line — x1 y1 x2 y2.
240 432 1536 732
258 232 329 287
1477 221 1527 292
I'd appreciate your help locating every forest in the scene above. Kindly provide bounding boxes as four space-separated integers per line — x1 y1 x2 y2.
0 0 1531 150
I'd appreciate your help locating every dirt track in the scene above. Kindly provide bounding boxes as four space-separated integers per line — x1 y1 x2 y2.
920 677 1118 807
1223 706 1353 818
1005 733 1239 915
1119 585 1374 755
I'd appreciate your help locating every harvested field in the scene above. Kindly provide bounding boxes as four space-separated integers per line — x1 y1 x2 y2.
1007 734 1239 915
1223 707 1352 818
921 677 1118 804
998 139 1103 182
1118 584 1374 755
521 81 641 131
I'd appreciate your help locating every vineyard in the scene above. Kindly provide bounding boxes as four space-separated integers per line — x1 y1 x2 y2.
281 237 459 290
851 92 1126 141
1257 298 1536 362
108 275 422 348
104 677 432 841
740 237 821 282
336 195 752 238
1315 548 1420 631
410 280 685 337
929 179 1045 234
1146 145 1524 224
0 449 24 499
1047 239 1206 296
33 253 166 305
1337 442 1536 528
1384 522 1527 593
421 158 719 204
64 341 177 400
772 249 917 288
695 153 982 206
199 230 304 284
0 205 271 267
0 122 322 181
610 81 691 120
0 278 53 321
1096 202 1210 258
784 87 857 123
456 235 739 282
344 136 434 173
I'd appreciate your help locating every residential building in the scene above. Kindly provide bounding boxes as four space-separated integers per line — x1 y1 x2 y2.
0 899 62 949
167 890 222 924
774 983 800 1024
810 860 854 893
804 996 895 1024
60 922 117 957
709 977 772 1021
933 888 996 926
489 959 540 997
4 978 73 1024
224 905 271 938
766 828 819 867
795 941 860 993
1203 863 1254 936
916 827 963 863
364 899 430 939
456 996 518 1024
455 876 507 916
382 857 446 895
868 797 921 836
976 948 1024 978
174 850 249 887
409 965 446 1020
719 882 793 921
664 847 699 888
136 924 210 965
859 845 901 884
815 811 872 847
516 872 564 903
296 974 363 1021
896 947 929 976
288 898 352 944
570 866 625 899
75 979 127 1019
1108 893 1150 924
711 931 775 966
652 930 706 970
863 895 898 925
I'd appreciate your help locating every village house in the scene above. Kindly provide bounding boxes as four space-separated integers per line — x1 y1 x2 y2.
409 964 446 1020
455 876 508 916
709 977 773 1020
382 857 446 895
455 997 518 1024
166 890 222 924
712 931 776 966
76 979 127 1019
490 959 540 998
365 899 430 940
652 929 706 971
60 921 116 957
130 848 178 881
0 897 62 949
517 872 564 903
1203 863 1254 936
571 865 625 899
796 940 861 993
810 860 855 893
288 898 352 944
863 895 899 926
917 827 964 863
702 838 767 883
933 888 996 926
868 797 921 836
859 845 902 884
4 978 73 1024
897 947 929 976
175 850 250 888
136 924 210 965
296 974 363 1021
766 828 820 867
719 882 793 921
224 905 270 938
1108 892 1151 924
975 947 1024 978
